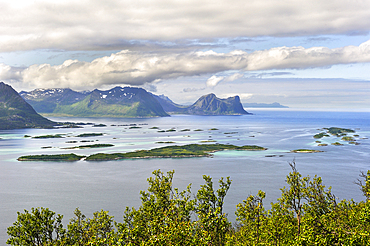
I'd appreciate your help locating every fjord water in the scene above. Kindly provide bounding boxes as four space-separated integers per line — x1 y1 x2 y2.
0 109 369 241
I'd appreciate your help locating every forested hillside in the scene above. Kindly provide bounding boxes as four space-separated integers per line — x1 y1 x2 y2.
6 163 370 245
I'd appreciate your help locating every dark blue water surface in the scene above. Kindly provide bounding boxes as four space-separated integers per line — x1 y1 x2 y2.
0 109 369 242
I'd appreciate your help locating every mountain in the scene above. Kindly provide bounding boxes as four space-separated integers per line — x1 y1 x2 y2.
242 102 288 108
150 94 188 114
187 94 250 115
153 93 251 115
21 86 249 117
21 87 169 118
0 82 56 130
20 88 87 113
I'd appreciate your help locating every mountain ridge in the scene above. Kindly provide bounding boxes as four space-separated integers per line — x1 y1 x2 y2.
0 82 56 130
21 87 169 118
21 86 250 117
152 93 251 115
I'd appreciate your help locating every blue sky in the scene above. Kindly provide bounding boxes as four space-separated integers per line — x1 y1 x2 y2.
0 0 370 109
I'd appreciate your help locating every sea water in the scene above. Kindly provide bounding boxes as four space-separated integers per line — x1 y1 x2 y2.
0 109 369 242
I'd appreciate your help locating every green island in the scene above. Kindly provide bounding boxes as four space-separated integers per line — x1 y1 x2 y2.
331 142 344 146
313 132 330 139
129 126 142 129
76 133 104 137
17 144 267 162
318 143 328 146
341 136 355 141
85 144 267 161
155 141 176 144
349 141 360 145
291 149 324 153
313 127 361 146
92 124 107 127
17 153 85 161
62 144 114 149
324 127 355 136
32 134 65 139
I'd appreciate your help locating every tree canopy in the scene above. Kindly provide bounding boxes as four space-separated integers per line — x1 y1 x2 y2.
7 163 370 245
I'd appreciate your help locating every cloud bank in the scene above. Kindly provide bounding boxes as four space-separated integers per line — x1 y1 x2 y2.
3 40 370 90
1 0 370 52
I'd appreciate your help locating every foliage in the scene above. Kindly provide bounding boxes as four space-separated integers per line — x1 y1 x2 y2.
313 132 330 139
6 207 65 245
291 149 323 153
7 166 370 245
76 133 104 137
62 144 114 149
356 170 370 200
85 144 266 161
17 153 85 161
32 134 65 139
325 127 355 135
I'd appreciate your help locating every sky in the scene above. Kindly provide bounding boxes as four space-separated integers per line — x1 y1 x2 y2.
1 0 370 109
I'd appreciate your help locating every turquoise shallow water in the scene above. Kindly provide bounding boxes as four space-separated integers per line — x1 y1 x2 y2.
0 109 369 242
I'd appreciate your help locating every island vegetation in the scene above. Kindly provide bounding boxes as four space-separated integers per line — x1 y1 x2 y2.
32 134 65 139
312 127 363 146
85 144 266 161
16 144 267 162
62 144 114 149
331 142 344 146
17 153 85 161
291 149 324 153
92 124 107 127
325 127 355 136
341 136 355 141
313 132 330 139
76 133 104 137
6 165 370 245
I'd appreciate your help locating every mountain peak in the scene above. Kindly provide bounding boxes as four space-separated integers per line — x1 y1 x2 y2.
21 86 168 117
153 92 250 115
0 82 56 129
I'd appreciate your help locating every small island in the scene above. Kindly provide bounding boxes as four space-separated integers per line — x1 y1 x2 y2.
325 127 355 136
18 153 85 161
313 132 330 139
291 149 324 153
62 144 114 149
32 134 65 139
85 144 267 161
92 124 107 127
76 133 104 137
17 144 267 162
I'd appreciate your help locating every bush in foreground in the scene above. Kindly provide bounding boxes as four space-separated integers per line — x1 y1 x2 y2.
7 163 370 245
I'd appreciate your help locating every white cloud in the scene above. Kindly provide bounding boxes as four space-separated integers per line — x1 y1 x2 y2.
0 63 22 81
206 75 224 87
2 40 370 90
1 0 370 51
224 73 244 82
